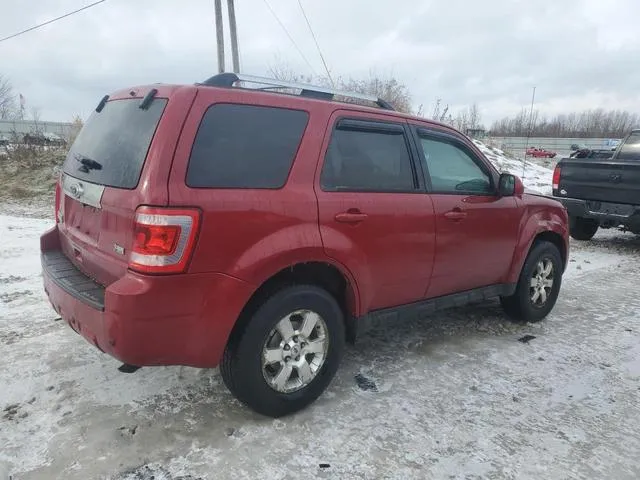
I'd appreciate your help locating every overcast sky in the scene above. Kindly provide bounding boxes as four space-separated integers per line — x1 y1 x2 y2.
1 0 639 125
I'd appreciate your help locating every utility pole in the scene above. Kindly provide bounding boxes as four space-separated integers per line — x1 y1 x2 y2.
227 0 240 73
522 86 537 178
214 0 225 73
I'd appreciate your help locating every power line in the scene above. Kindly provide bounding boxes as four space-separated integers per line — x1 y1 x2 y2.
0 0 107 44
296 0 333 86
261 0 318 76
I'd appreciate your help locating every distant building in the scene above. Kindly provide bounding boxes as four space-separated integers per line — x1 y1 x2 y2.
466 128 487 139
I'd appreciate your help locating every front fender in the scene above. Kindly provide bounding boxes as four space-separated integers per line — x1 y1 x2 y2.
507 206 569 283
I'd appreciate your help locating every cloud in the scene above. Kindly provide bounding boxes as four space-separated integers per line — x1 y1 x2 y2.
1 0 639 124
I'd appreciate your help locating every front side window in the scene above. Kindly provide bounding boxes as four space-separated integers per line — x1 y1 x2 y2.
419 135 493 194
321 122 415 192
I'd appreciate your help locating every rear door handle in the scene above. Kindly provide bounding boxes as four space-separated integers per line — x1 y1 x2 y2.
444 209 467 221
335 210 368 224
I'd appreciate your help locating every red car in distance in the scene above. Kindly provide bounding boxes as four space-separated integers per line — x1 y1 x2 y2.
526 147 557 158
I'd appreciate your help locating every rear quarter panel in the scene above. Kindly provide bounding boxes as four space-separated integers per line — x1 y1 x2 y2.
167 89 357 295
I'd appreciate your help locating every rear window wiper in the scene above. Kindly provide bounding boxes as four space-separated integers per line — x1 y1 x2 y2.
74 153 103 173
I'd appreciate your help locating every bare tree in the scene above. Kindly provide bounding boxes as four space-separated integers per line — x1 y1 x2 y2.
438 103 485 132
468 103 481 130
439 104 450 123
336 75 413 113
432 98 442 120
453 109 469 132
68 114 84 144
491 108 640 137
0 74 16 120
30 106 44 139
31 106 41 123
431 98 450 122
268 62 414 114
268 61 314 84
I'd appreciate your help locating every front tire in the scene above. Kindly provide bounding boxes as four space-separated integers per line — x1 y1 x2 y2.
221 285 345 417
569 217 599 240
501 241 563 323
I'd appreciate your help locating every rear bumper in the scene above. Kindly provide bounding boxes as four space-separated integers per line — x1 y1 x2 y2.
41 226 255 368
555 197 640 228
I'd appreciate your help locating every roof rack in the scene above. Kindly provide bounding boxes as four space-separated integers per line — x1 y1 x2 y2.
199 73 395 111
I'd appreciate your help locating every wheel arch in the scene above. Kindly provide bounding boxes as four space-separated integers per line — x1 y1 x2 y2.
226 260 360 348
533 230 567 269
508 212 569 283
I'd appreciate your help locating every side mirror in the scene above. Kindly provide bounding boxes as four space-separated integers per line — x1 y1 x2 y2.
498 173 524 197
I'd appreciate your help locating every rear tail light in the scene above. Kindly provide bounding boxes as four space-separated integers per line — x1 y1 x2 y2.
552 165 561 191
129 207 201 274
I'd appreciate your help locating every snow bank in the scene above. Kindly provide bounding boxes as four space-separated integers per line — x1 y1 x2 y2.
472 140 553 196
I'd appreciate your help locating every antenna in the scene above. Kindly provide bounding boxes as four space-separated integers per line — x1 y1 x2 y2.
522 86 536 178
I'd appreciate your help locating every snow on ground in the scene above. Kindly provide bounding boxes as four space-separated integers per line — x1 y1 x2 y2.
1 215 640 479
473 140 554 196
0 198 53 220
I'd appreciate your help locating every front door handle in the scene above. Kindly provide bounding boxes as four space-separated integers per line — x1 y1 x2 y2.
335 210 368 224
444 208 467 221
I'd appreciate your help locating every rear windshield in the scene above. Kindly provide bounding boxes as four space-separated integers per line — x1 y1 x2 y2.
63 98 167 188
616 132 640 161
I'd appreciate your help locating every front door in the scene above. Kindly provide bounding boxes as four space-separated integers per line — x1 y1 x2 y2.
314 112 436 314
411 127 521 298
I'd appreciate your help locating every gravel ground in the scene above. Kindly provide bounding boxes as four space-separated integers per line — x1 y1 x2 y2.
1 214 639 480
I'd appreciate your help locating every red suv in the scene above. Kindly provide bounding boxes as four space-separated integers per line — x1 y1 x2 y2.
41 73 569 417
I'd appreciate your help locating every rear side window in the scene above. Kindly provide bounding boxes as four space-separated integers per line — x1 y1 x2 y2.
617 132 640 160
63 98 167 189
321 121 415 192
186 104 309 189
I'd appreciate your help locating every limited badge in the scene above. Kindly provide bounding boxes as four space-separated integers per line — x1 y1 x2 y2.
114 244 125 255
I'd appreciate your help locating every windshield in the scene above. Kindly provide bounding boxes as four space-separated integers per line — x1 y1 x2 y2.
63 98 167 188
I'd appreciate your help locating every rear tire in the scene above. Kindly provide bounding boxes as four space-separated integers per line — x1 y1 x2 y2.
501 241 563 323
569 217 599 241
221 285 345 417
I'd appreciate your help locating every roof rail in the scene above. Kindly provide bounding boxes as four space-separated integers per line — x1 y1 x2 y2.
199 73 395 111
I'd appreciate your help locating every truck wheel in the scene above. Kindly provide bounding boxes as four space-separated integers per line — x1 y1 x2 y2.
221 285 345 417
501 241 563 323
569 217 599 240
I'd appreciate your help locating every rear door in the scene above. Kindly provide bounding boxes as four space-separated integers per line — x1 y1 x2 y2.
314 111 436 313
57 87 190 285
410 125 521 298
